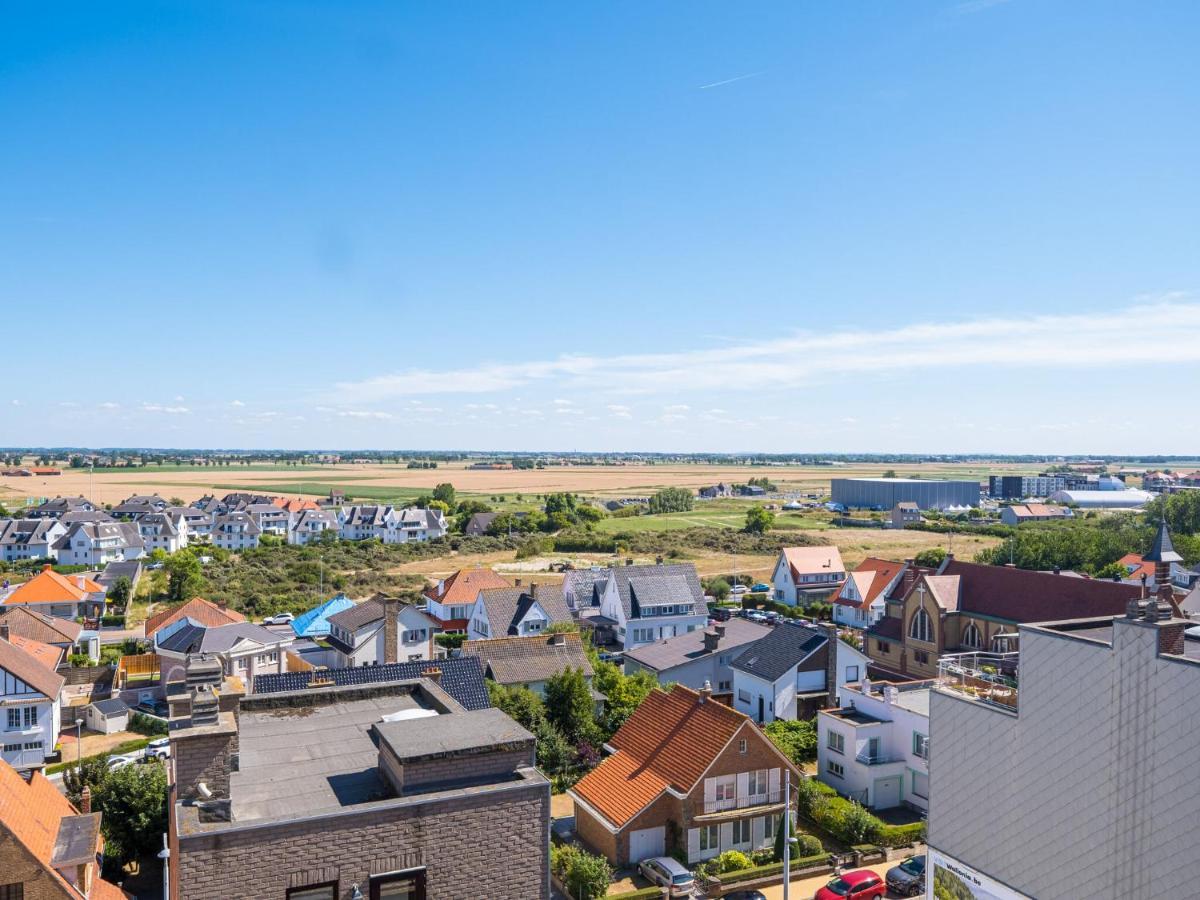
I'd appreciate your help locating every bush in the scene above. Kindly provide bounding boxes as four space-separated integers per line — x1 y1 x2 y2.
128 711 168 736
714 850 752 873
796 833 824 856
718 854 829 885
550 844 612 900
68 653 95 667
434 633 466 651
878 820 926 848
99 615 126 627
838 801 880 844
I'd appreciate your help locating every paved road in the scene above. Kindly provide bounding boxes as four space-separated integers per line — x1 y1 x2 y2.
758 861 907 899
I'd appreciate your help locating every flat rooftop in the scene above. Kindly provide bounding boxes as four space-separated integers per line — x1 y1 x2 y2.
231 693 425 821
1037 616 1200 662
375 706 531 762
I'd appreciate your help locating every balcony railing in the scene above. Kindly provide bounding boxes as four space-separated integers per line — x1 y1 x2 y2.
855 751 906 766
703 789 784 815
937 651 1020 712
1 749 47 768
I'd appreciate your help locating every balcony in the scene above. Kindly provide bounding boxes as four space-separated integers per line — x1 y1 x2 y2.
1 748 47 769
854 751 906 766
702 789 785 816
936 651 1019 713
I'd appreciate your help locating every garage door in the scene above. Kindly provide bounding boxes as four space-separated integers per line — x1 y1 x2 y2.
628 826 665 863
874 776 902 810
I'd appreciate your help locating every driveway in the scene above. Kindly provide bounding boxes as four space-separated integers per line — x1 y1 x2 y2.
758 861 904 899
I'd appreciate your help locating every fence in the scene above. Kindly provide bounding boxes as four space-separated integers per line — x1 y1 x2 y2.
58 664 114 686
116 653 161 690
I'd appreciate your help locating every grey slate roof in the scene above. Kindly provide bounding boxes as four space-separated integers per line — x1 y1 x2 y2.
610 564 704 619
0 519 59 547
51 521 144 552
729 620 828 682
97 560 142 591
1145 520 1183 564
59 510 115 525
562 568 611 609
91 698 129 716
30 496 95 518
477 584 573 636
461 632 593 685
623 618 772 672
326 597 437 635
464 512 498 535
252 655 492 711
212 512 262 535
157 620 287 654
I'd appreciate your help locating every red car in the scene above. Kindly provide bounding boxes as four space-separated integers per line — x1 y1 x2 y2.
814 869 887 900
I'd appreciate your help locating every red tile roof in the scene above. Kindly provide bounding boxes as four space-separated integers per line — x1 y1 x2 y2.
9 634 64 670
939 559 1142 622
144 596 246 638
1118 553 1156 581
836 558 904 609
423 567 512 606
4 565 104 606
571 684 758 827
0 636 64 699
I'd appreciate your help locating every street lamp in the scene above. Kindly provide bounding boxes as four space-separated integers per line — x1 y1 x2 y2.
158 833 170 900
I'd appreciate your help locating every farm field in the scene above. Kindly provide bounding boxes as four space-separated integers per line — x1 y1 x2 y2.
0 458 1046 507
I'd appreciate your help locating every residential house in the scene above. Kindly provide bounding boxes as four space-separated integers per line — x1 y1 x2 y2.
326 596 438 666
999 503 1073 525
833 558 910 630
561 567 611 612
864 555 1147 680
771 546 847 606
137 511 188 553
926 601 1200 898
462 631 594 696
290 593 356 639
243 502 293 536
338 505 448 543
0 759 128 899
736 484 766 497
52 521 144 566
166 506 215 541
623 619 772 695
0 517 66 562
816 678 931 813
27 495 97 519
287 507 339 545
273 496 319 514
168 668 549 900
1141 470 1178 491
593 563 710 650
889 502 921 529
144 596 246 641
3 565 107 620
570 683 801 866
464 511 498 536
468 582 575 641
59 509 116 526
154 618 292 686
211 511 261 550
731 620 869 722
96 559 143 598
0 628 64 769
395 506 449 542
423 567 512 633
0 606 87 658
698 482 732 499
110 493 168 519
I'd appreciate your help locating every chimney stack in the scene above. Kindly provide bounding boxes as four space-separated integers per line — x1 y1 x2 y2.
0 623 8 643
80 786 92 814
698 680 712 703
656 556 664 566
424 666 443 685
530 583 539 600
715 624 726 639
551 632 566 646
821 622 839 701
703 630 719 653
903 560 916 593
383 596 399 665
514 578 522 587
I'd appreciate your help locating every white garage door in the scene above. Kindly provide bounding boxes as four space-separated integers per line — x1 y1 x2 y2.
629 826 665 863
874 776 902 810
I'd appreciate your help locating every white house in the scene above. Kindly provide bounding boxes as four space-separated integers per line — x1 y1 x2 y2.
0 632 63 770
166 506 214 541
111 494 169 519
51 521 144 566
468 583 574 641
326 597 438 666
772 546 846 606
816 678 930 813
154 617 292 687
244 503 293 536
833 558 908 630
395 507 448 542
731 621 869 723
288 508 340 545
211 512 262 551
138 512 188 554
0 519 66 562
595 563 710 651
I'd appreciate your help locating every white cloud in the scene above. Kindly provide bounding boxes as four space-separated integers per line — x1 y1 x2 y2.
142 404 190 414
174 395 185 403
553 398 573 406
230 400 245 407
325 296 1200 402
337 410 393 420
664 404 690 413
59 401 79 408
10 400 19 406
607 404 633 419
98 402 120 410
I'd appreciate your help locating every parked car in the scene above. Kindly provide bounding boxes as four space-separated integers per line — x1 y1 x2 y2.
814 870 887 899
723 892 767 900
107 752 142 772
145 737 171 760
598 651 624 665
135 700 169 718
709 606 732 622
263 612 294 625
729 584 749 595
751 583 770 593
885 854 925 897
637 857 694 897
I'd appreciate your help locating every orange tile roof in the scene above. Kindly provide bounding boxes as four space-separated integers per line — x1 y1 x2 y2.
837 558 904 609
0 762 128 899
275 497 319 512
781 545 845 580
144 596 246 638
423 567 512 606
1118 553 1156 581
4 565 104 606
9 634 64 670
572 684 751 827
0 636 64 699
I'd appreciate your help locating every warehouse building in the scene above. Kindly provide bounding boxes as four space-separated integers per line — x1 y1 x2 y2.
831 477 980 510
1047 489 1155 509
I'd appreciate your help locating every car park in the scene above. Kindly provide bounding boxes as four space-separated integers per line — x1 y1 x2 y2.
637 856 694 897
885 854 925 896
814 869 887 899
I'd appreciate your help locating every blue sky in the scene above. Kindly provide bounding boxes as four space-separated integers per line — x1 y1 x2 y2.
3 1 1199 453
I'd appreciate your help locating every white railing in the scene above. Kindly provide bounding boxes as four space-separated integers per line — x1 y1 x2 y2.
703 789 784 814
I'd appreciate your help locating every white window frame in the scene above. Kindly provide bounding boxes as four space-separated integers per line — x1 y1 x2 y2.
826 729 845 754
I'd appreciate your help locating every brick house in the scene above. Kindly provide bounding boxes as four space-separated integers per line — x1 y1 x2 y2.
569 683 801 867
864 556 1150 679
0 759 128 899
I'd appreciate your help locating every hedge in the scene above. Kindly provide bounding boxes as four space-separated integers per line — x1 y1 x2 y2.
797 778 926 848
718 853 830 885
45 737 150 775
878 821 926 848
607 889 666 900
99 615 127 627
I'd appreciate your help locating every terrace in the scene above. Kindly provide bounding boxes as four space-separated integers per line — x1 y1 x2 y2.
934 650 1019 713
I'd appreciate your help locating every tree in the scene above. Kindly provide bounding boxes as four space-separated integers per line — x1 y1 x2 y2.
533 719 575 780
168 496 185 507
94 761 168 863
839 800 880 844
165 552 205 603
744 506 776 534
592 662 657 737
432 483 457 508
543 667 600 745
487 682 545 731
773 809 798 862
882 469 897 479
648 487 693 514
913 547 946 568
107 576 133 608
64 756 110 808
708 578 731 603
764 718 818 764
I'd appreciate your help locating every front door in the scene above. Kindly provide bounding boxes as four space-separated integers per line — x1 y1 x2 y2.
758 696 765 721
867 737 880 762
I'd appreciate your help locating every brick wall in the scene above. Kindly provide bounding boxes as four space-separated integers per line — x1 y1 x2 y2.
177 783 549 900
399 747 535 792
172 728 238 801
0 831 72 900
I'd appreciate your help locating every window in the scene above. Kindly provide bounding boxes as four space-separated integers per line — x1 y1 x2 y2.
913 731 929 759
738 739 748 755
732 818 752 844
877 640 891 654
715 777 736 803
22 742 41 752
826 730 845 754
763 814 776 840
914 650 929 666
5 709 18 730
826 760 844 779
909 608 933 643
738 689 751 704
718 679 731 692
370 868 427 900
0 883 25 900
748 768 768 795
844 665 859 682
962 622 982 650
911 770 930 800
699 824 719 851
718 654 731 666
286 883 337 900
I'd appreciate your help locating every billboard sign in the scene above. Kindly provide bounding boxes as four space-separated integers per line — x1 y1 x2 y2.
928 848 1033 900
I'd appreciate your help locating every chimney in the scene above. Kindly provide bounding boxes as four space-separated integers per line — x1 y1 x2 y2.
902 560 916 593
43 564 53 573
530 583 539 600
698 680 712 703
80 786 92 814
883 684 898 705
1141 573 1148 600
861 675 872 695
715 624 726 639
625 558 634 566
821 622 839 701
424 666 442 685
514 578 522 587
383 596 399 665
703 630 719 653
0 623 8 643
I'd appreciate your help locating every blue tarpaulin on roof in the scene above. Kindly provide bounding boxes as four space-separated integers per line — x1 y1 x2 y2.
291 593 355 638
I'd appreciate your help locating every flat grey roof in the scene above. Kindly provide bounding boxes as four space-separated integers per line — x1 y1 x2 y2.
375 706 532 762
890 688 931 716
230 693 429 821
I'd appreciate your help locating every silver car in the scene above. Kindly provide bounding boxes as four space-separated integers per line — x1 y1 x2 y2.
637 857 694 897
